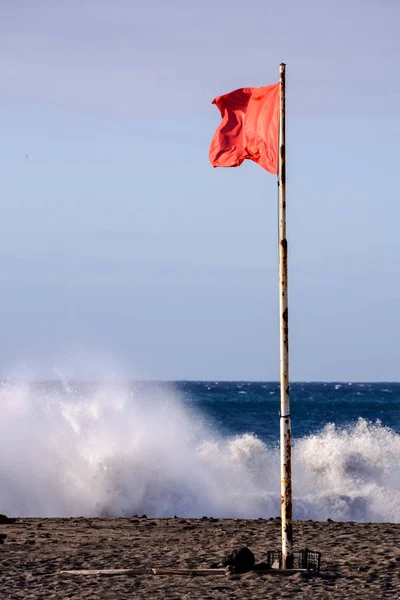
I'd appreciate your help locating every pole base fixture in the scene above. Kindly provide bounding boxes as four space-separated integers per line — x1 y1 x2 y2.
266 549 321 573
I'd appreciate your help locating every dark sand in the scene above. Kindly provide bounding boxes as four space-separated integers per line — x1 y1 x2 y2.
0 517 399 599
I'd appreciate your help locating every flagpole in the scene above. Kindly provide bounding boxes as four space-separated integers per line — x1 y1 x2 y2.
278 62 293 569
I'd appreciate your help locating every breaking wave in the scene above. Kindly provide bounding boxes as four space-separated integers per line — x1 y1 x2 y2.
0 381 399 521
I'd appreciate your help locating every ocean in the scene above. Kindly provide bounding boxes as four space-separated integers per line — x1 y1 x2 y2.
0 380 399 522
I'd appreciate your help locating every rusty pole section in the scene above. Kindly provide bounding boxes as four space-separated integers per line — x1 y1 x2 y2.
278 62 293 569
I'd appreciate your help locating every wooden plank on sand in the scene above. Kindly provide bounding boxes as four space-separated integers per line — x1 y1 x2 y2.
59 567 309 577
59 569 151 577
59 568 227 577
152 568 226 575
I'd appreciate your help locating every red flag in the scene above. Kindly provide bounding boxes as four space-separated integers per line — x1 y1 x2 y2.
209 83 280 174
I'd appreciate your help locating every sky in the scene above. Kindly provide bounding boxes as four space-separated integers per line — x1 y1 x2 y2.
0 0 399 381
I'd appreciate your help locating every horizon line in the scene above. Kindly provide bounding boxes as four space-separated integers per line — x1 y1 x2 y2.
0 379 399 385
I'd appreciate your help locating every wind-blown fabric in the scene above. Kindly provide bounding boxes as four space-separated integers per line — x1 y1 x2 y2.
209 83 279 174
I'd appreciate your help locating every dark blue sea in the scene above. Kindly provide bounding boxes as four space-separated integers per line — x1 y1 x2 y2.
172 381 400 442
1 380 399 522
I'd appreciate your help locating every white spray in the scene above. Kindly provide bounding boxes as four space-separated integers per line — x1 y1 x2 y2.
0 381 398 521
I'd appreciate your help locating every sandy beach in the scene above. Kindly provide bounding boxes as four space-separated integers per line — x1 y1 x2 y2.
0 516 398 599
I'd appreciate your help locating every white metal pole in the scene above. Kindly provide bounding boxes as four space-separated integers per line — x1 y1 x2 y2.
278 62 293 569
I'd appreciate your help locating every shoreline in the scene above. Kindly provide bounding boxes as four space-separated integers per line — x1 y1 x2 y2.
0 517 398 598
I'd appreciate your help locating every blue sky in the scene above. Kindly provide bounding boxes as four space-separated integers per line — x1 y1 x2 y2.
0 0 399 380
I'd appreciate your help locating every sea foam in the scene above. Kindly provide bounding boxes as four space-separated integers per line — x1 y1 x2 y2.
0 381 399 521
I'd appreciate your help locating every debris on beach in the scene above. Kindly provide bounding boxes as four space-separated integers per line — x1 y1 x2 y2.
221 547 255 573
0 514 17 524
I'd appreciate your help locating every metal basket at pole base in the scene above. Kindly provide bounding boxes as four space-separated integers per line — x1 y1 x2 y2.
266 549 321 573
